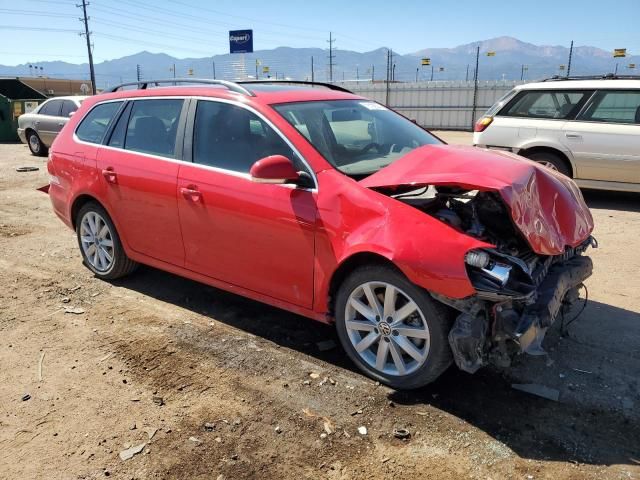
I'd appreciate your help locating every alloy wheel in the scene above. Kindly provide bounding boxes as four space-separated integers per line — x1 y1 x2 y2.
344 281 430 376
79 211 115 272
29 134 40 154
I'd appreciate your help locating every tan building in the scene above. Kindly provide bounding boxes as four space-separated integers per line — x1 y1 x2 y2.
17 77 93 97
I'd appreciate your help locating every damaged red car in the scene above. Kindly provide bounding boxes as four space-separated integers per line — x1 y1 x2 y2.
46 80 596 389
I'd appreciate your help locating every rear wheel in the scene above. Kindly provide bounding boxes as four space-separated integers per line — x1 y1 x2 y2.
76 202 138 280
335 265 452 389
526 151 571 177
27 131 47 157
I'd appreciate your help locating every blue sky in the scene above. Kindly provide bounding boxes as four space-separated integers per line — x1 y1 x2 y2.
0 0 638 65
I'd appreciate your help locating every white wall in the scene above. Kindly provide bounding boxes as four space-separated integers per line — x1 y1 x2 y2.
337 80 523 131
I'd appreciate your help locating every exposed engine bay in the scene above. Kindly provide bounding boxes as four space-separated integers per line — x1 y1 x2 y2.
384 184 596 373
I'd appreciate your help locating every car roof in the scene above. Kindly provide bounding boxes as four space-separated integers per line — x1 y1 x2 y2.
43 95 88 102
515 79 640 90
92 84 363 105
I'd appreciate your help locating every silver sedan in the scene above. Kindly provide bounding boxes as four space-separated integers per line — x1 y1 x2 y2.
17 96 87 156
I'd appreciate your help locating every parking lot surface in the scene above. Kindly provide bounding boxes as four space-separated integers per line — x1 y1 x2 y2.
1 137 639 479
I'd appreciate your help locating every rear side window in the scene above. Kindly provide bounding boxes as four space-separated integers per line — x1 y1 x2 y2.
124 99 183 158
577 90 640 124
193 100 303 173
60 100 79 117
38 100 62 116
76 101 123 144
502 90 591 119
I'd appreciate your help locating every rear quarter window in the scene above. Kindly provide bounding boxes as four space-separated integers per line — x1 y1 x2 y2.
500 90 592 119
76 101 123 144
577 90 640 124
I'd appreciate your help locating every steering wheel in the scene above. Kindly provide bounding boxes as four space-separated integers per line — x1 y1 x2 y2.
358 142 383 155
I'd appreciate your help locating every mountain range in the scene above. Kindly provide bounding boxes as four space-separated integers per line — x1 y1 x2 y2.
1 36 637 89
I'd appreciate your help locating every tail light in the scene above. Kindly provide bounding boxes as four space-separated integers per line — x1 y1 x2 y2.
474 116 493 132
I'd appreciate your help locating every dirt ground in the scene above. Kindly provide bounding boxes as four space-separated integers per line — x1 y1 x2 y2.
1 136 639 480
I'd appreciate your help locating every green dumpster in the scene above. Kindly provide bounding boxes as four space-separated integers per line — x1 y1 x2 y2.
0 78 47 142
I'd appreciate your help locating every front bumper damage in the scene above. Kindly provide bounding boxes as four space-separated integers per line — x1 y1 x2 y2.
436 237 595 374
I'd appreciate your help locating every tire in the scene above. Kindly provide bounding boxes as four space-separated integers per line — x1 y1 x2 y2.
335 265 452 389
27 130 48 157
76 202 138 280
526 151 571 177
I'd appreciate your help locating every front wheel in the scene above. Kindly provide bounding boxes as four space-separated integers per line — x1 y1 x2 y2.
335 265 452 389
76 202 138 280
526 151 571 177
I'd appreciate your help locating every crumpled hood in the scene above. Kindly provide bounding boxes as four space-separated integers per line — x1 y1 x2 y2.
360 145 594 256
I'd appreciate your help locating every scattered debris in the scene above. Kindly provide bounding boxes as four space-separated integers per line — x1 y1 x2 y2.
189 436 202 444
381 457 390 464
98 352 114 363
393 428 411 440
323 419 335 435
61 297 70 303
302 380 310 386
215 437 222 443
350 409 363 416
16 166 39 172
320 432 327 439
415 411 429 416
37 351 45 382
357 426 368 435
328 377 336 385
119 443 145 461
203 422 216 432
152 396 164 406
230 453 238 460
316 340 337 352
22 393 31 402
64 307 85 315
572 368 593 374
275 426 283 434
144 427 157 440
309 372 320 379
129 423 137 431
512 383 560 402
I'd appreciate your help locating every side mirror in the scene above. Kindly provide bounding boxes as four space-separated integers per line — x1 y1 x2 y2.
250 155 300 184
68 111 76 118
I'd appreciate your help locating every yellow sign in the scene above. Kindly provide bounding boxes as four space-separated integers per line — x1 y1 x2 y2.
421 58 430 66
438 67 445 71
613 48 627 58
486 51 496 57
628 63 636 69
13 102 23 119
262 66 270 73
559 64 566 70
188 68 194 76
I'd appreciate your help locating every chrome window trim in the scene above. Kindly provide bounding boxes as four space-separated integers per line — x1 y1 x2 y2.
72 95 318 192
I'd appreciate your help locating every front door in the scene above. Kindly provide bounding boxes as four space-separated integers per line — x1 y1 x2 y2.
177 99 317 308
96 98 187 266
563 90 640 184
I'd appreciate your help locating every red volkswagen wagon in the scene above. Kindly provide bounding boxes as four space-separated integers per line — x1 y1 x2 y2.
46 80 595 388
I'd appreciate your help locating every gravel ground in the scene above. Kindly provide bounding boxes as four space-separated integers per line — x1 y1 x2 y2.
1 137 639 479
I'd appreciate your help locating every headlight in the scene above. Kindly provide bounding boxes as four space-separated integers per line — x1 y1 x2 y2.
465 250 490 268
480 262 511 286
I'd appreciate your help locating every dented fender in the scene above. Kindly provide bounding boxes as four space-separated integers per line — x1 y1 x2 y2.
313 169 492 314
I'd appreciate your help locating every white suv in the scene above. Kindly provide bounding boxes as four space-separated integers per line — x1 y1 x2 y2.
473 77 640 193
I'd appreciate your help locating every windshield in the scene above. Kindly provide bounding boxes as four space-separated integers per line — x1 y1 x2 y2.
273 99 442 176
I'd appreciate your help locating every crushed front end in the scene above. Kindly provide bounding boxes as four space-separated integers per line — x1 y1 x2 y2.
395 187 596 373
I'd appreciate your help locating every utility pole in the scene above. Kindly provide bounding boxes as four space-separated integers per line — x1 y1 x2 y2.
567 40 574 77
371 64 374 82
415 67 418 82
465 64 469 82
385 48 391 106
212 60 216 79
136 64 141 82
392 63 396 81
255 59 259 80
356 66 359 81
311 56 314 82
471 45 480 131
327 32 335 82
430 64 434 81
78 0 96 94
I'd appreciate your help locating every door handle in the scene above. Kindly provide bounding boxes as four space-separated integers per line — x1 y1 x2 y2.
180 185 202 202
565 132 582 139
57 122 64 127
102 167 117 184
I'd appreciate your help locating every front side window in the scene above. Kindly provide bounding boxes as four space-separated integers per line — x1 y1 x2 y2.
76 101 123 144
502 90 591 119
274 100 441 177
577 90 640 124
193 100 304 173
124 99 184 158
38 100 62 117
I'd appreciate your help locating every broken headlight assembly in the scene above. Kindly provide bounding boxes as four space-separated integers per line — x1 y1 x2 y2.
464 249 535 298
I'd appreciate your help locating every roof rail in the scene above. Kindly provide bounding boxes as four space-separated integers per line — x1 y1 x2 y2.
105 78 255 96
237 80 354 94
542 73 640 82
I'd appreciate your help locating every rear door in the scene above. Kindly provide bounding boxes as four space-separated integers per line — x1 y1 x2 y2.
36 99 64 145
177 99 317 308
97 97 187 266
563 89 640 183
